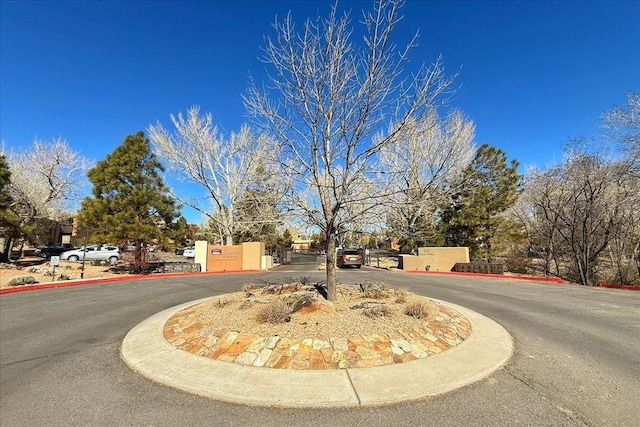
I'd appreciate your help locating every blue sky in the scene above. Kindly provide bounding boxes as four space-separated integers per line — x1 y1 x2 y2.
1 0 639 223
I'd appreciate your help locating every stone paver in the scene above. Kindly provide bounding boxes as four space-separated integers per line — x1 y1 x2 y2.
122 295 513 407
163 301 472 370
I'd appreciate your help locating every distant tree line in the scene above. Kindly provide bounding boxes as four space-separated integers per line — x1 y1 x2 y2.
2 0 636 290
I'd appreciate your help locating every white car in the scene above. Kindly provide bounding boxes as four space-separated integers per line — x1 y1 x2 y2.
182 246 195 258
60 245 121 263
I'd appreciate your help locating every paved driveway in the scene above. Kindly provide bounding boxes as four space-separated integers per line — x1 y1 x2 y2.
1 268 638 426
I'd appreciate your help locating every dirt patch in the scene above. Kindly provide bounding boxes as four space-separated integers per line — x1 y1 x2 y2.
0 259 125 289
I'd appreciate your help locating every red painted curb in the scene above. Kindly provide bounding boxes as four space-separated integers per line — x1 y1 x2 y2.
0 270 261 295
403 270 566 283
597 283 640 291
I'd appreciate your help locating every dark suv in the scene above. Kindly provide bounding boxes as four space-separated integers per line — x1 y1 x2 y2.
337 248 363 269
35 243 74 259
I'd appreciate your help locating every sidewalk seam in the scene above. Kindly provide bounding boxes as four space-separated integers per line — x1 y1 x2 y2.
345 368 362 405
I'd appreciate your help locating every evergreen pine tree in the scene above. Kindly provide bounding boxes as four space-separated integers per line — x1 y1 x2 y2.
0 155 21 261
78 132 178 250
439 143 523 261
168 216 192 248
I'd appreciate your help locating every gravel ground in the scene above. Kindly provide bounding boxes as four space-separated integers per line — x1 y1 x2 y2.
0 251 194 288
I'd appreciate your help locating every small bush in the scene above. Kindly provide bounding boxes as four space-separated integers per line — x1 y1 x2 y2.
215 297 234 307
404 300 432 319
241 283 254 296
279 291 315 313
261 282 302 295
8 276 38 286
364 289 388 299
359 282 389 299
256 300 293 323
239 300 255 310
363 305 394 318
395 287 409 303
503 253 532 274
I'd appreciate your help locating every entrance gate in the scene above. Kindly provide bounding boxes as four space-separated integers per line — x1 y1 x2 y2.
281 249 324 266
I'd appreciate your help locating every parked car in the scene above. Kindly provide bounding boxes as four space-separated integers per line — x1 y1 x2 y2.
60 245 121 263
337 248 363 269
182 246 195 258
121 243 155 252
35 243 74 259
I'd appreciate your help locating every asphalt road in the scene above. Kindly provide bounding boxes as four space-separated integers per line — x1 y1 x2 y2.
1 267 639 426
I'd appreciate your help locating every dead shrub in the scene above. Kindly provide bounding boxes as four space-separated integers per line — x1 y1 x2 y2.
363 305 395 318
256 300 293 323
279 291 315 313
404 300 432 319
363 289 388 299
359 282 390 299
395 287 409 303
261 282 302 295
241 283 254 296
239 300 255 310
8 275 38 286
216 297 234 307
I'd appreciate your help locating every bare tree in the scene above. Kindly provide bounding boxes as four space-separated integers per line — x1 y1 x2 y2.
6 138 90 221
602 91 640 176
525 151 639 285
2 138 90 256
379 109 475 252
516 170 564 277
601 92 640 281
244 0 458 300
148 106 280 245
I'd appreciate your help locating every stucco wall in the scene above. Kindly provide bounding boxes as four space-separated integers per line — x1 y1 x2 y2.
195 240 266 272
194 241 208 271
399 247 469 272
206 244 243 272
242 241 265 271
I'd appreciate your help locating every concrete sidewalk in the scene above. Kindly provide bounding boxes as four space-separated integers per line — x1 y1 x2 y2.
121 296 513 407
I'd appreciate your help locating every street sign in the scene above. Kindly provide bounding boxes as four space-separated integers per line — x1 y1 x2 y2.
50 256 60 266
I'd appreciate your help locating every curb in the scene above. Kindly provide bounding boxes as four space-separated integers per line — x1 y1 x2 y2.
121 295 513 408
403 270 566 283
597 283 640 291
0 270 261 295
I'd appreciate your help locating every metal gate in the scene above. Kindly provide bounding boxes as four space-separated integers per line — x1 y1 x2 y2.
281 249 324 266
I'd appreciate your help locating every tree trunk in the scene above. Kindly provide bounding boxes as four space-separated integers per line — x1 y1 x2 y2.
325 229 337 302
0 237 13 262
634 241 640 278
226 203 234 246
